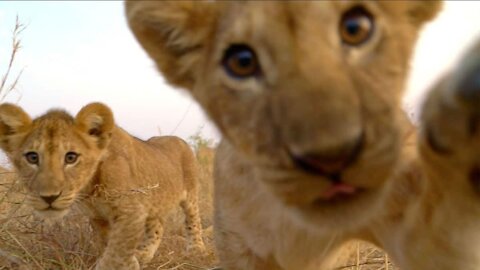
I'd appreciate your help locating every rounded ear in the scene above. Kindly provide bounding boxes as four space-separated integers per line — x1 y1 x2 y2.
0 103 32 153
125 1 217 90
75 102 114 149
406 1 443 26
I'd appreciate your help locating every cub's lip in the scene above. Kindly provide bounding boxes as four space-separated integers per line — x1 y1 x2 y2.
318 182 358 200
39 206 65 211
313 184 366 205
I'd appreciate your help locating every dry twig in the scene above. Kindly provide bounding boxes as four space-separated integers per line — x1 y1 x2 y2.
0 15 26 102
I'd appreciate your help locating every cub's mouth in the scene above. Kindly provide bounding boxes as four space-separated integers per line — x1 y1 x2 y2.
312 184 367 207
315 182 365 203
287 132 366 204
41 205 65 211
34 207 69 219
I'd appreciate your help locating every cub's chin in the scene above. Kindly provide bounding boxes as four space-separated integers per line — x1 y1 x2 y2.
33 208 69 221
292 187 383 232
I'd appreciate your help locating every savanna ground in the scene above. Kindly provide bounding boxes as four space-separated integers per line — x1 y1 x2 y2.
0 144 398 270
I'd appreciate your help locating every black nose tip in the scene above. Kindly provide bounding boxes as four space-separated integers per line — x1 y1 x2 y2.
457 63 480 104
40 193 61 205
291 133 364 178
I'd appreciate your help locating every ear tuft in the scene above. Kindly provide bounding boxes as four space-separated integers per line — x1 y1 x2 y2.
75 102 114 149
126 1 216 90
0 103 32 153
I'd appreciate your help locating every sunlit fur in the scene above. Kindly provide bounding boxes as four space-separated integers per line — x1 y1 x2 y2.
125 2 480 270
0 103 205 270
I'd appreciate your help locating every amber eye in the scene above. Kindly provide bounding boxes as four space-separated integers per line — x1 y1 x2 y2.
222 44 260 79
340 6 374 46
25 152 39 165
65 152 79 164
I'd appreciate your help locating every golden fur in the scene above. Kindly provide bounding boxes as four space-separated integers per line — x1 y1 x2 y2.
0 102 205 270
126 1 480 269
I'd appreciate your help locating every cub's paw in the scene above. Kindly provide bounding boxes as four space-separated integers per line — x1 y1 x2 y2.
95 255 140 270
187 241 207 255
419 39 480 194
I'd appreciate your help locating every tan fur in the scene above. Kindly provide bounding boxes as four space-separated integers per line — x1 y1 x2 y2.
0 102 205 270
124 1 480 269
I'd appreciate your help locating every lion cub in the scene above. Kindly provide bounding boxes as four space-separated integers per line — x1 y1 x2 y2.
126 1 441 269
0 102 205 270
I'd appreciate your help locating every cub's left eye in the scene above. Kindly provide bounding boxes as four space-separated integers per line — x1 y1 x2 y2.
222 44 261 79
340 6 374 46
65 152 79 164
25 152 39 165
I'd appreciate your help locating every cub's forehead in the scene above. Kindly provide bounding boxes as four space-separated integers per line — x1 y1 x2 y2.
32 111 75 138
214 1 408 48
218 1 405 29
24 113 88 151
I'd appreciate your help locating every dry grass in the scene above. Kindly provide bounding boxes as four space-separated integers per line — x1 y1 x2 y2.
0 146 397 270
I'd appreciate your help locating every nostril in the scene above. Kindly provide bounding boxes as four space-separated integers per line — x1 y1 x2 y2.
291 133 364 177
40 192 61 205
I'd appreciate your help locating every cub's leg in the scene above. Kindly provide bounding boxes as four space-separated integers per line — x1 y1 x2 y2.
180 145 206 252
90 218 109 250
420 40 480 182
95 205 146 270
415 40 480 269
180 196 205 252
214 219 283 270
135 216 164 265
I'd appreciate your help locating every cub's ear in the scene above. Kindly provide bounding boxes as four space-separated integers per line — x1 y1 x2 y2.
75 103 114 149
406 1 443 26
0 103 32 153
125 1 217 90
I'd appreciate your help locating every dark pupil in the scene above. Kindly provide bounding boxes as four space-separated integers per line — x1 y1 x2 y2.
236 51 253 68
345 19 361 35
26 153 38 163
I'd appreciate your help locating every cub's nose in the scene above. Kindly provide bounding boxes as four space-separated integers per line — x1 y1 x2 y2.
40 193 61 205
291 134 364 179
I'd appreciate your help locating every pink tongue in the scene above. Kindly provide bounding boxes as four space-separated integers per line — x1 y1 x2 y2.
319 183 357 200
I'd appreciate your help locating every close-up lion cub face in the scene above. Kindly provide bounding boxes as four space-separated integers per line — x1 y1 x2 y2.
0 103 113 219
127 1 440 227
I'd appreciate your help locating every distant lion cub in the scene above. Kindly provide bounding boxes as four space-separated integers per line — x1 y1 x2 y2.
0 102 205 270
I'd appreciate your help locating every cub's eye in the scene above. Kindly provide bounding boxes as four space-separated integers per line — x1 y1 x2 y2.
340 6 374 46
65 152 79 164
222 44 261 79
24 152 39 165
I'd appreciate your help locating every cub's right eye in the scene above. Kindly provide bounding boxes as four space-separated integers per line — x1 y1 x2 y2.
64 152 79 165
222 44 261 79
24 152 39 165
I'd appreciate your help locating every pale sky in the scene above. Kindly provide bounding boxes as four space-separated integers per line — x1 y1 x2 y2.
0 1 480 142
